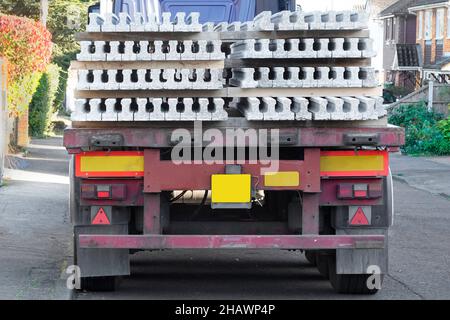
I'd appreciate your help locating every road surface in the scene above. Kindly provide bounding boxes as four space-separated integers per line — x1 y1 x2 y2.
0 138 449 299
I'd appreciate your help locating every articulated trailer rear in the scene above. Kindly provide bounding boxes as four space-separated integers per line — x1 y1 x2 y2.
65 0 405 294
65 120 404 293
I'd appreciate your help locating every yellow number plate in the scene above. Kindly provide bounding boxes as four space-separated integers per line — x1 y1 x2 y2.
211 174 251 204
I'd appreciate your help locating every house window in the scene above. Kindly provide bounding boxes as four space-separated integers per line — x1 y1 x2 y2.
425 10 433 40
418 11 423 39
436 8 444 39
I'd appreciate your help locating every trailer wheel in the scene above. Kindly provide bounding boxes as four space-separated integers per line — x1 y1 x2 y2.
316 253 330 279
80 276 117 292
328 257 382 294
304 250 317 266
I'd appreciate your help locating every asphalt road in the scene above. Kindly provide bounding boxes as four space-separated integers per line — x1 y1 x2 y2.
1 137 450 299
74 179 450 300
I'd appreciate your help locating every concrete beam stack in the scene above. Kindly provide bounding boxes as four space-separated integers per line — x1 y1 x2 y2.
73 10 386 123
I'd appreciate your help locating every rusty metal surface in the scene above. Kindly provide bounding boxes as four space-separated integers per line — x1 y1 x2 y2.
78 234 385 250
143 148 321 192
64 124 405 150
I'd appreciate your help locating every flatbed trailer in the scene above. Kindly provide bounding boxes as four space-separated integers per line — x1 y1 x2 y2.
65 119 404 293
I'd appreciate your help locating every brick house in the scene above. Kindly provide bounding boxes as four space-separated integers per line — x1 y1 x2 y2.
409 0 450 83
380 0 419 91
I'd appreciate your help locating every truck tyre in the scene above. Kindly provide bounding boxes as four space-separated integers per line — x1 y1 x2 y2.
304 250 317 266
316 253 330 279
80 277 116 292
328 256 382 294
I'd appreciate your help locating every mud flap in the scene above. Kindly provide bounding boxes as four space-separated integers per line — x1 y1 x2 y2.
74 224 130 278
336 228 388 275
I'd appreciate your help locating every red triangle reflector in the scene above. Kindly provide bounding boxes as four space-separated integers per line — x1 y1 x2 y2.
350 207 370 225
92 208 110 225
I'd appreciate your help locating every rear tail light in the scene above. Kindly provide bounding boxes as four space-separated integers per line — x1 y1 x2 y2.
337 183 381 200
81 184 126 200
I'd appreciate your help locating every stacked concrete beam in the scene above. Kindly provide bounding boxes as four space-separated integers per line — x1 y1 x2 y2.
77 40 225 61
234 96 385 121
229 38 375 59
77 68 223 91
230 67 378 88
72 98 228 121
87 12 202 32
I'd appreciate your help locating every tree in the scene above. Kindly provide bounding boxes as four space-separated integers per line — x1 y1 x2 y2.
0 0 40 20
40 0 48 26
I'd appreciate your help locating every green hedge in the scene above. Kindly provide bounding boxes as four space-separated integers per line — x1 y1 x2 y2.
388 102 450 155
29 64 61 137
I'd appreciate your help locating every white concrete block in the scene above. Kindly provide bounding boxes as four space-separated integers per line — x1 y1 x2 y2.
292 97 312 120
91 41 106 61
230 68 257 88
102 13 119 32
144 13 159 32
356 96 378 120
299 39 316 58
166 40 181 60
173 12 189 32
211 98 228 121
165 98 181 121
87 13 104 32
360 67 378 87
253 11 274 31
344 67 363 87
86 99 102 121
289 11 309 30
271 39 288 59
107 41 122 61
326 97 348 120
150 98 165 121
186 12 202 32
134 98 150 121
90 70 105 90
309 97 330 120
130 13 145 31
180 98 197 121
102 99 118 121
152 41 165 60
119 69 134 90
275 97 295 120
137 41 152 60
261 97 278 121
77 41 92 61
77 70 91 90
181 40 196 60
116 13 131 32
150 69 163 89
208 40 225 60
72 99 88 121
330 38 346 58
272 11 294 30
160 12 174 32
228 22 241 31
196 98 212 121
341 97 361 120
315 38 331 58
116 99 133 121
304 11 326 30
202 22 215 32
238 98 263 121
255 67 272 88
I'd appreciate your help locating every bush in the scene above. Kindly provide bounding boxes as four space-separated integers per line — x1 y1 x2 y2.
0 14 53 115
388 103 450 155
53 51 77 113
29 64 61 137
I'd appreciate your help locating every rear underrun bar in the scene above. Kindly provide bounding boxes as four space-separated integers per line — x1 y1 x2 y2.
78 234 385 250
